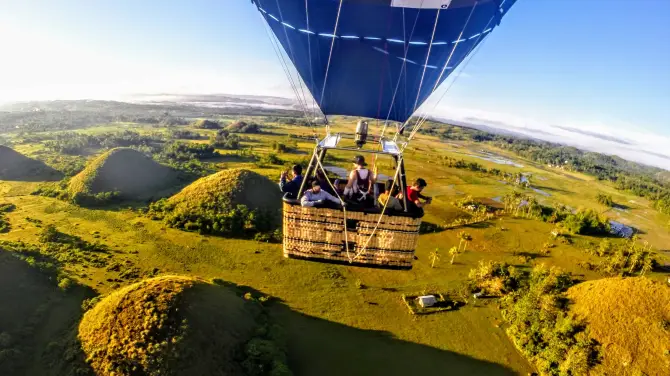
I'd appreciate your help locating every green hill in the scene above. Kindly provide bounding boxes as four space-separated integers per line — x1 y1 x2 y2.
150 168 283 235
190 119 220 129
78 275 290 376
68 148 178 202
167 168 281 213
0 145 62 181
567 277 670 375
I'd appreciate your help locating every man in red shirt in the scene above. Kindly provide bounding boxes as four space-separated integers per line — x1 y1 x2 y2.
403 178 432 213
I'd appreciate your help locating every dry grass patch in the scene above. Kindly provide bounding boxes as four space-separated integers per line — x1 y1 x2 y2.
567 277 670 375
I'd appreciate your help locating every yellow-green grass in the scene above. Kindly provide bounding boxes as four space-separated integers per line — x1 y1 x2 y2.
68 147 178 201
79 275 264 376
166 168 283 213
1 119 669 375
567 277 670 375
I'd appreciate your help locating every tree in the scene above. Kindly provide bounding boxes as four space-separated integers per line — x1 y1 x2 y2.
457 231 472 251
430 248 440 268
596 193 614 207
640 254 654 276
449 246 462 265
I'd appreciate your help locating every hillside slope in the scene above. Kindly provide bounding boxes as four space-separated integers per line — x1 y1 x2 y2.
567 277 670 375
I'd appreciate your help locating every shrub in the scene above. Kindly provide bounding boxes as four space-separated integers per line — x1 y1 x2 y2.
596 193 614 207
191 119 221 129
468 261 522 296
57 277 74 292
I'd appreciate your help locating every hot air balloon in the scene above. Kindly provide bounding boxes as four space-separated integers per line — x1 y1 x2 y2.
252 0 516 269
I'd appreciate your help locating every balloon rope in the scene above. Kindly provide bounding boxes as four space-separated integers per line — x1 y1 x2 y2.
406 15 495 146
319 0 344 127
396 2 478 143
384 4 424 126
275 0 311 120
310 148 353 263
257 10 318 140
411 8 442 113
304 0 317 121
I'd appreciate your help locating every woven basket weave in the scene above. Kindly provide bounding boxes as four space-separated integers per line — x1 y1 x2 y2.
283 203 421 269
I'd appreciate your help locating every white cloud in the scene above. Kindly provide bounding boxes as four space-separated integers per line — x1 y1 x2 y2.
431 105 670 170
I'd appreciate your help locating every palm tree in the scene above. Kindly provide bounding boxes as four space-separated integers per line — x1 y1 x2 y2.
449 246 461 265
640 254 653 276
458 231 473 251
430 248 440 268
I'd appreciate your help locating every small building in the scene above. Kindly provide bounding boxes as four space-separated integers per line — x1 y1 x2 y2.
609 220 634 238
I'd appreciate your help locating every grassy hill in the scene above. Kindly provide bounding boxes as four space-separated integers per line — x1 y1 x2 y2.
567 277 670 375
79 275 290 376
68 148 178 202
0 145 62 181
149 168 283 235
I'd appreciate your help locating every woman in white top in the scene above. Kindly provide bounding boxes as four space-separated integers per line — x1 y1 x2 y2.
345 155 375 203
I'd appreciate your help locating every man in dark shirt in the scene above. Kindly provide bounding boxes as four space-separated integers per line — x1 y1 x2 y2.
279 164 303 198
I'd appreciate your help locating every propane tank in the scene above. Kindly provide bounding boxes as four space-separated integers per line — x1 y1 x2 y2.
355 120 368 148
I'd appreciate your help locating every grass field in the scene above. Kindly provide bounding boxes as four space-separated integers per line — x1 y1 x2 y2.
1 117 668 375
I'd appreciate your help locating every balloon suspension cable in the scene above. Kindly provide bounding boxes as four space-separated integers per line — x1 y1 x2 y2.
275 0 311 119
384 6 424 127
352 155 405 262
257 7 318 141
304 0 317 121
319 0 344 111
405 13 495 147
397 2 479 145
411 6 442 114
310 148 353 262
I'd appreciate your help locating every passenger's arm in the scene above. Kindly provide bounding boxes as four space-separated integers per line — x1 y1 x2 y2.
300 194 315 207
324 191 341 205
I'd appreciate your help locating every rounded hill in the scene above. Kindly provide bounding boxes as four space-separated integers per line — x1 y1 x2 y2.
167 168 282 213
78 275 291 376
191 119 220 129
0 145 62 181
68 148 178 201
567 277 670 375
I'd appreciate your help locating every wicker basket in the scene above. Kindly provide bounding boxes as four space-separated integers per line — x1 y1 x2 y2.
283 202 421 269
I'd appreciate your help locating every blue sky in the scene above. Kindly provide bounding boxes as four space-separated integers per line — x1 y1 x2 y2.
0 0 669 165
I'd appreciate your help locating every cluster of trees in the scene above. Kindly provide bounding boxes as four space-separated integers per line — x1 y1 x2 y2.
148 199 280 241
211 130 242 149
0 203 15 233
582 238 656 276
499 265 599 375
44 130 163 155
169 129 204 140
265 116 311 127
501 192 611 236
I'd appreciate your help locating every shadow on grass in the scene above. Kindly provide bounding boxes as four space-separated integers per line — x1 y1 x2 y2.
218 281 518 375
0 248 96 376
272 303 516 375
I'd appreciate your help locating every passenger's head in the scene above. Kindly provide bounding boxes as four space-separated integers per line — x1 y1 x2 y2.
412 178 427 192
311 180 321 193
353 155 367 168
384 180 394 194
334 179 345 191
292 164 303 177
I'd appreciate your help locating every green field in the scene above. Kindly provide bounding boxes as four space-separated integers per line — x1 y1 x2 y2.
1 116 668 375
